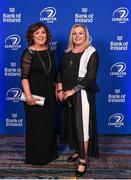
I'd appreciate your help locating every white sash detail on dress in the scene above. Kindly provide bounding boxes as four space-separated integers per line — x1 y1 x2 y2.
78 46 96 77
78 46 96 142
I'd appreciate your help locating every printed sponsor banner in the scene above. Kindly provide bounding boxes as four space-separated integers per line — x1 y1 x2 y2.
0 0 131 134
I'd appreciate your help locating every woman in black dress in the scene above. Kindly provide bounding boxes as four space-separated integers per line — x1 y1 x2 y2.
57 24 99 177
21 22 58 165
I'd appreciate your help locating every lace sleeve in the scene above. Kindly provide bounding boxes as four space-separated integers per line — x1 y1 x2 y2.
56 53 65 83
21 49 32 79
57 65 62 83
73 51 99 92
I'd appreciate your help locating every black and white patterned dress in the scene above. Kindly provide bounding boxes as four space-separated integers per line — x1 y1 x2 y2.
57 46 99 159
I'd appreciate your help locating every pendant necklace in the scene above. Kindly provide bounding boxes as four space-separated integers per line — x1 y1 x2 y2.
34 46 52 74
69 59 74 66
69 53 76 66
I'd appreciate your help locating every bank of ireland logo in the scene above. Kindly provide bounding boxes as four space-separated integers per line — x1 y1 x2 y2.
6 113 23 127
108 113 124 127
3 7 21 23
110 35 128 51
75 7 94 23
4 62 21 77
108 88 126 103
112 7 129 23
110 62 126 77
6 88 22 102
4 34 21 50
40 7 57 23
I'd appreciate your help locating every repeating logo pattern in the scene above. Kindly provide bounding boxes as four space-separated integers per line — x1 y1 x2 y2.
1 1 130 134
3 7 21 23
4 62 21 77
40 7 57 23
112 7 129 23
110 62 126 77
6 88 22 102
6 113 23 127
75 8 94 23
108 113 124 127
110 35 128 51
108 89 126 103
4 34 21 50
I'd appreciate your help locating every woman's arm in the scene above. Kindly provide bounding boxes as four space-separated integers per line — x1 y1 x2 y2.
63 51 99 100
21 49 37 105
22 79 32 99
73 51 99 93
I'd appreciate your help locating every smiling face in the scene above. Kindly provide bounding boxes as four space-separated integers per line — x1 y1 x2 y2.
33 27 47 46
72 26 87 47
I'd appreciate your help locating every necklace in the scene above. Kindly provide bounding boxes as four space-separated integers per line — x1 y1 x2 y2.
69 53 76 67
69 60 74 66
34 47 52 74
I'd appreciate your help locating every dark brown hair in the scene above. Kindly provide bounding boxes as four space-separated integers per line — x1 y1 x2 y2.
26 22 51 46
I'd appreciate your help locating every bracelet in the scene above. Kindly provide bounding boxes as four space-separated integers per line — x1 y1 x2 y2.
57 89 63 93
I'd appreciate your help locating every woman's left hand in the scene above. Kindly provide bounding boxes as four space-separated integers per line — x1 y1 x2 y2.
63 89 75 100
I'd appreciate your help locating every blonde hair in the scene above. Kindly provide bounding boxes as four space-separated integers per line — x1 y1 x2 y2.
65 24 90 52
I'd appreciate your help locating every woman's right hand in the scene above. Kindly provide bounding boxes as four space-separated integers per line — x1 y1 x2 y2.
57 91 64 102
26 97 40 106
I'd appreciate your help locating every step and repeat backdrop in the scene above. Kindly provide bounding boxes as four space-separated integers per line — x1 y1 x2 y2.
0 0 131 134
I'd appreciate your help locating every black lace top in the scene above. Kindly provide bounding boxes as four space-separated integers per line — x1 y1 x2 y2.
21 48 56 96
57 50 99 92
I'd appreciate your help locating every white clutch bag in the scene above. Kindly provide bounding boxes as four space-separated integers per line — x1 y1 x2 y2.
20 92 45 106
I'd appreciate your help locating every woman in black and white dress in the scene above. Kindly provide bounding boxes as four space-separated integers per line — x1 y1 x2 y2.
57 24 99 177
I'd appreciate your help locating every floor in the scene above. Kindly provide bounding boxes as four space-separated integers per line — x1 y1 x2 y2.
0 135 131 179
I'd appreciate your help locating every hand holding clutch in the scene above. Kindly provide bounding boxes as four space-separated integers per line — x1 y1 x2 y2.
20 92 45 106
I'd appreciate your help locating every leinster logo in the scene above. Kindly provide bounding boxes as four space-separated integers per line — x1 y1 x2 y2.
110 62 126 77
6 88 22 102
4 34 21 50
112 7 129 23
108 113 124 127
40 7 57 23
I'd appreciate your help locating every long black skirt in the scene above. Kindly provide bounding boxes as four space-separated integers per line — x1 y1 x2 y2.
24 97 58 165
61 91 99 159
